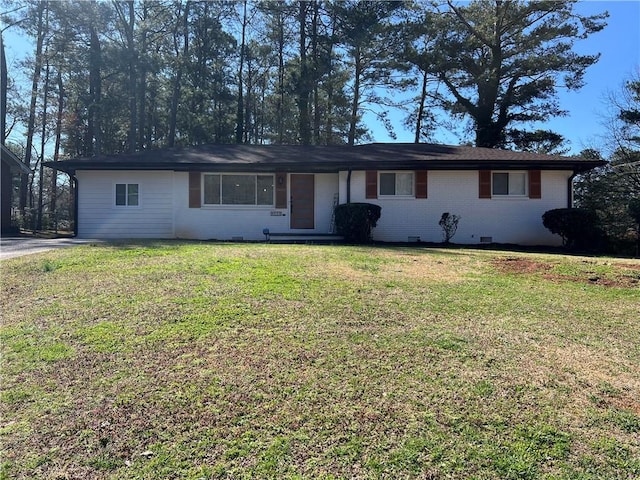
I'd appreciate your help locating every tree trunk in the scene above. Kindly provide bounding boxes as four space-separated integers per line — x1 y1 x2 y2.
298 1 311 145
37 57 51 231
115 0 137 152
21 0 46 218
244 54 252 144
475 116 505 148
414 70 428 143
325 7 338 145
87 23 101 155
348 46 362 146
51 69 64 231
311 0 320 145
126 1 136 153
236 0 247 144
137 2 148 149
168 1 190 148
1 34 7 144
277 11 284 144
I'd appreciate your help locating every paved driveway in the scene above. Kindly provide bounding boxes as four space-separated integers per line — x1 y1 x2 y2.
0 237 98 260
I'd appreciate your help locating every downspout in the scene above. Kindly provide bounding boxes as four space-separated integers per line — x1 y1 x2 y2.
71 174 78 237
568 172 577 208
346 169 352 204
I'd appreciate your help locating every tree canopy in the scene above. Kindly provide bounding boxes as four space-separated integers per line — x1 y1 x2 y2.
427 0 607 148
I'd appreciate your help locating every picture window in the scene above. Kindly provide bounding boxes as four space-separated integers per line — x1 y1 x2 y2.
203 174 274 206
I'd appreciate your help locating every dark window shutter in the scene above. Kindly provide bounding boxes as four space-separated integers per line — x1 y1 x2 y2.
189 172 201 208
479 170 492 198
366 170 377 199
415 170 428 198
275 172 287 208
529 170 541 199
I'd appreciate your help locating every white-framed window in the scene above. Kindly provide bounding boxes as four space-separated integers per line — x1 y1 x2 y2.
203 174 274 206
379 172 414 197
115 183 139 206
492 172 527 196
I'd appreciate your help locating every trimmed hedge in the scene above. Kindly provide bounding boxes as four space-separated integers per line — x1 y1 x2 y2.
334 203 382 243
542 208 602 251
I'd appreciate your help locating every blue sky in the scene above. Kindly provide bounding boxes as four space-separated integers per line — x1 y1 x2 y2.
368 1 640 154
3 0 639 156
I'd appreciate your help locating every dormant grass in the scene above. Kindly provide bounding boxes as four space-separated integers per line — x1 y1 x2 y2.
1 241 638 479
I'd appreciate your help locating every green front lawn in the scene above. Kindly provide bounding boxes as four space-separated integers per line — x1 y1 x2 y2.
1 242 639 479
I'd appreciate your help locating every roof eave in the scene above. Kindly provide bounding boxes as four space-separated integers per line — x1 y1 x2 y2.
1 145 31 174
44 158 606 174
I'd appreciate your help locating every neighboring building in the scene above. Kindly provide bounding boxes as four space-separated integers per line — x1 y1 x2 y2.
1 145 30 235
45 143 604 245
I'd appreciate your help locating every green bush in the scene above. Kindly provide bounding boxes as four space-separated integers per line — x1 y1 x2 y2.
334 203 382 243
542 208 603 251
629 198 640 226
629 198 640 256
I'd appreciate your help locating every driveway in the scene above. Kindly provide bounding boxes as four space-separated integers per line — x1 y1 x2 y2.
0 237 99 260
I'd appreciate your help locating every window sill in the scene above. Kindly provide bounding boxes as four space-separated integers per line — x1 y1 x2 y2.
201 204 276 209
377 195 416 200
490 195 529 200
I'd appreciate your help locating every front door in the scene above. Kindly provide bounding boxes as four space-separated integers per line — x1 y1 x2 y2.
290 174 314 229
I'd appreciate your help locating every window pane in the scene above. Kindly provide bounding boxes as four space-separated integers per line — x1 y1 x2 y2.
379 173 396 195
492 173 509 195
127 184 139 206
396 173 414 195
509 173 526 195
222 175 255 205
257 175 274 205
204 174 220 204
115 184 127 205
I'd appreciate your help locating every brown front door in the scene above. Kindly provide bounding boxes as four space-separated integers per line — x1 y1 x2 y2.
290 174 314 229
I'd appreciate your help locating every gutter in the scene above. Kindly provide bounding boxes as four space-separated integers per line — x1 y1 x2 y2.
346 169 352 203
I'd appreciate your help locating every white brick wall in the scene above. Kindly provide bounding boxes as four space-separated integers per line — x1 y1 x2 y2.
173 172 339 240
342 170 571 245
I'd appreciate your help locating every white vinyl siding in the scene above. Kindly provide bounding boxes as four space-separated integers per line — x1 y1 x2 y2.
76 171 173 238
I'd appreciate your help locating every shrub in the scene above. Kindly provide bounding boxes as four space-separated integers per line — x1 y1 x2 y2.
438 212 460 243
629 198 640 256
628 198 640 226
334 203 382 243
542 208 602 251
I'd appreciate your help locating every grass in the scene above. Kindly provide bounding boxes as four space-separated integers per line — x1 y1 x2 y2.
1 241 639 479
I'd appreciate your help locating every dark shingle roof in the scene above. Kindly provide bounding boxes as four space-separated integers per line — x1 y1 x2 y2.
45 143 605 175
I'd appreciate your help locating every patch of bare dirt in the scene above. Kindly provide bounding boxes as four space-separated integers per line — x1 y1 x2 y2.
542 273 639 288
493 257 640 288
493 257 554 274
